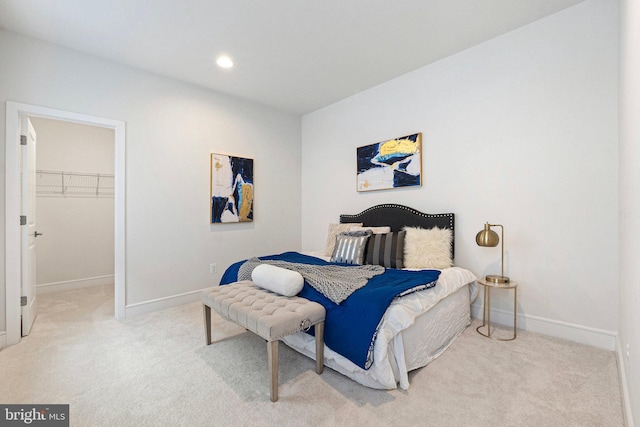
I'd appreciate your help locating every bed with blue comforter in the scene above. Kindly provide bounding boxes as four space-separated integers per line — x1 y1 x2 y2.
219 204 478 390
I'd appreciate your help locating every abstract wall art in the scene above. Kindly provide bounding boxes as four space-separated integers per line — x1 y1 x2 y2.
210 153 254 223
356 133 422 192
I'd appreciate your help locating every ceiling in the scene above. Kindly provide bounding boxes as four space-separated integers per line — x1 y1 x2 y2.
0 0 586 115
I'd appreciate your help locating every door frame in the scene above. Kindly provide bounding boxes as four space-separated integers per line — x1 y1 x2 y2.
5 101 126 346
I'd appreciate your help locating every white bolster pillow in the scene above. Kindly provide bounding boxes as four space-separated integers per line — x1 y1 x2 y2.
251 264 304 296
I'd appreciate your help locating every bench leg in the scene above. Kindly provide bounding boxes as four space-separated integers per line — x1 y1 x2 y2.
203 304 212 345
315 321 324 374
268 340 279 402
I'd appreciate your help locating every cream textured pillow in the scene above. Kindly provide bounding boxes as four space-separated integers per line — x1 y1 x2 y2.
403 226 452 269
325 223 362 256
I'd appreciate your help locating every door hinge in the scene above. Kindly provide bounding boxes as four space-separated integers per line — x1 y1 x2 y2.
20 135 27 145
20 215 27 225
20 296 27 307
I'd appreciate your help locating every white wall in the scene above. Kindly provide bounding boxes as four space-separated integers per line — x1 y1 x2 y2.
619 0 640 423
31 117 115 289
0 29 302 331
302 0 619 347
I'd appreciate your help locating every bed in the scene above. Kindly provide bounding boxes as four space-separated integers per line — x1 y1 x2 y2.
220 204 478 390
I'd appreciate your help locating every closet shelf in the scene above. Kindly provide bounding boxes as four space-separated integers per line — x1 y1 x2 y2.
36 170 114 197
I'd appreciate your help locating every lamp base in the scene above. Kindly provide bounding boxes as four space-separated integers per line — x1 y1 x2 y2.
485 274 510 284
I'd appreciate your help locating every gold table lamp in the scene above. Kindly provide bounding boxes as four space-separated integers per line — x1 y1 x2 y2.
476 223 510 284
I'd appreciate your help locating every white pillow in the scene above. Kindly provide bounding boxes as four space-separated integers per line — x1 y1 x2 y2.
325 223 362 256
348 225 391 234
251 264 304 296
403 226 452 269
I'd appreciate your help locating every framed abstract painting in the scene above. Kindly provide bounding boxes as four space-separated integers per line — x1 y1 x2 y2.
210 153 254 223
356 133 422 192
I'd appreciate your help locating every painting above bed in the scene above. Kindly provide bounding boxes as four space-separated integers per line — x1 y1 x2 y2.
356 133 422 192
210 153 254 223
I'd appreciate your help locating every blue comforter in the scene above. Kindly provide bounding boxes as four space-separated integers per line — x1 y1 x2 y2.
220 251 440 369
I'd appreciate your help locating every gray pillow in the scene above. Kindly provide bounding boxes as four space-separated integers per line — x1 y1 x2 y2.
366 231 405 269
330 230 372 265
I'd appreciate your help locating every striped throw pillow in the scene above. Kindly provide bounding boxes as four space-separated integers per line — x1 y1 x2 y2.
365 231 406 269
330 231 372 265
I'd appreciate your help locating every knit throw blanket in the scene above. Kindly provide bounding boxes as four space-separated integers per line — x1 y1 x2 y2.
238 257 384 304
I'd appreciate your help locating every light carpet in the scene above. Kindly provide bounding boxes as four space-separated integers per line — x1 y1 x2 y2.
0 285 624 426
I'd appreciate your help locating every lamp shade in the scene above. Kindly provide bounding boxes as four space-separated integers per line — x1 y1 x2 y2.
476 223 499 247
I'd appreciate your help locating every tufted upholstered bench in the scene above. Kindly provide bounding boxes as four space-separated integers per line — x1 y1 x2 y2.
201 280 326 402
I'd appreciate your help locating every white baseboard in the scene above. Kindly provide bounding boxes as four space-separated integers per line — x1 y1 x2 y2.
124 286 213 318
0 331 6 351
471 303 617 351
37 275 114 294
617 336 636 427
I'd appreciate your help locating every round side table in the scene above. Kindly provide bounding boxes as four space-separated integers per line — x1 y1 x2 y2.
476 278 518 341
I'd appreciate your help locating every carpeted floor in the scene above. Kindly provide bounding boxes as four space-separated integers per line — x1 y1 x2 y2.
0 285 624 426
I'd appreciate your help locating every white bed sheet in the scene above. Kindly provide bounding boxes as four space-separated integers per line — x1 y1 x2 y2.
282 261 478 390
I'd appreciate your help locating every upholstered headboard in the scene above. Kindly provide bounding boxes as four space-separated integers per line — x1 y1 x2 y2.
339 204 455 259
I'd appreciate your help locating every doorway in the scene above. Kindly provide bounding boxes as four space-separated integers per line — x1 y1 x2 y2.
29 117 115 334
5 101 126 347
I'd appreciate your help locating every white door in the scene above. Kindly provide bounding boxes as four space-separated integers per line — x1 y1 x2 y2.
21 116 38 336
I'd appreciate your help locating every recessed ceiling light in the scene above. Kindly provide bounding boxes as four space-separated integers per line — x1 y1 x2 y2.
216 56 234 69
